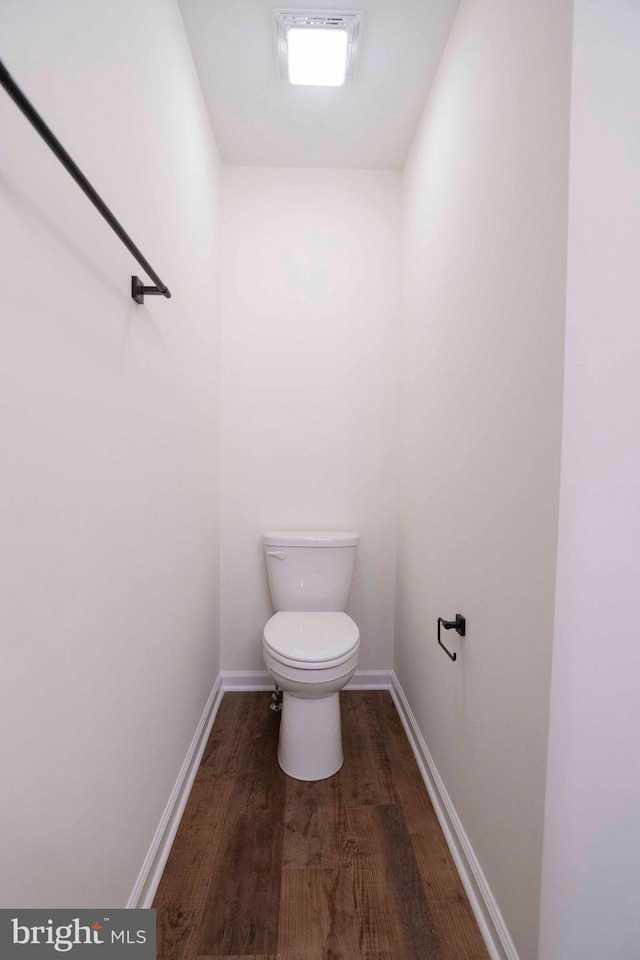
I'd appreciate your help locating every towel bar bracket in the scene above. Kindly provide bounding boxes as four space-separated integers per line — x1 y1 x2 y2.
131 276 167 304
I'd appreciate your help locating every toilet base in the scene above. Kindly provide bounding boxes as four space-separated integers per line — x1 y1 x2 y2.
278 691 343 781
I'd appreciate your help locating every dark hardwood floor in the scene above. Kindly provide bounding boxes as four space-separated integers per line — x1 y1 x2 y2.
153 691 490 960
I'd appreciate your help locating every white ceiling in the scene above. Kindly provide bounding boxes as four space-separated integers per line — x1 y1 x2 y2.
178 0 461 169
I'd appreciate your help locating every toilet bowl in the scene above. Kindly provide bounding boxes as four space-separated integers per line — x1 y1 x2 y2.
262 531 360 781
263 612 360 780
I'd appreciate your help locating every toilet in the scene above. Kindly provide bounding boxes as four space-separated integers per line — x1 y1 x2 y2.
262 530 360 781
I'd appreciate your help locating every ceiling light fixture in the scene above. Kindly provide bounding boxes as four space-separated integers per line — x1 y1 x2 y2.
273 10 364 87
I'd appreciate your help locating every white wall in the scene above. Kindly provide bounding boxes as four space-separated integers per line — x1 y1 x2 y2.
396 1 572 957
220 167 401 671
539 2 640 957
0 0 222 907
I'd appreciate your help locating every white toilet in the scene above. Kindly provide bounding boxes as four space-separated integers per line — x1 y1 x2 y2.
262 530 360 781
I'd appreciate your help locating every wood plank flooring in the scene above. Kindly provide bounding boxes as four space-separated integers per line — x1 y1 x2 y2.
153 691 490 960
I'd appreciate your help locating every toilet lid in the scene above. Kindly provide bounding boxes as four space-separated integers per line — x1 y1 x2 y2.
264 612 359 663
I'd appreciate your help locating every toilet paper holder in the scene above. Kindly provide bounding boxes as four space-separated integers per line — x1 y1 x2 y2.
437 614 466 661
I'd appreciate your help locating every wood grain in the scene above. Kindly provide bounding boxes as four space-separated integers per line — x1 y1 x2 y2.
154 691 490 960
338 691 396 806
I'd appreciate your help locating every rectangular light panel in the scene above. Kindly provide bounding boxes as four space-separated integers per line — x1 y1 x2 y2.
273 10 364 87
287 28 348 86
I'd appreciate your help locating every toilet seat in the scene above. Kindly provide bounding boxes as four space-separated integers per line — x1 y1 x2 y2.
263 611 359 668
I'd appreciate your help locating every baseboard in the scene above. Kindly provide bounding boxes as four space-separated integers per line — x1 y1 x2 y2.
391 674 520 960
345 669 393 689
220 668 393 692
127 673 224 909
220 669 274 691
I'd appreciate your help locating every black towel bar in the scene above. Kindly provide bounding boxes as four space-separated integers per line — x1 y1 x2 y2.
0 58 171 304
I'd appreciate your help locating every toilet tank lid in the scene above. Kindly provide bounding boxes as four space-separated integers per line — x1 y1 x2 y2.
263 530 359 547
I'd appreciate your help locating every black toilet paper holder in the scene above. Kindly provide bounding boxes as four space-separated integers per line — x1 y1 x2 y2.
437 614 466 661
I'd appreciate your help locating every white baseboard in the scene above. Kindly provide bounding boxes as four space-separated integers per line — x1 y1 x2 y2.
220 668 394 691
345 669 393 689
221 669 274 691
391 673 519 960
127 673 224 909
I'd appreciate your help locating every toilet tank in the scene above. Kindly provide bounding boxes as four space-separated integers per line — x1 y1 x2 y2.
263 531 359 612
